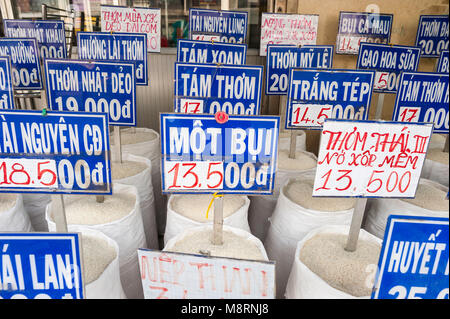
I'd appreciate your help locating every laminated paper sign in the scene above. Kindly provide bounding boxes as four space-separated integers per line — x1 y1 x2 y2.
0 56 15 109
260 13 319 56
177 39 247 65
436 50 449 73
415 15 449 58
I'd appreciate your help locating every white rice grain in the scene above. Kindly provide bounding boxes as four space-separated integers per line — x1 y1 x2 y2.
111 160 148 180
401 182 449 211
111 130 157 146
278 150 316 171
426 148 449 165
81 233 117 284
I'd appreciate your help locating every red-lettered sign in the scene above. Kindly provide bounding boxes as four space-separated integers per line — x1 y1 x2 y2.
0 158 57 188
313 119 433 198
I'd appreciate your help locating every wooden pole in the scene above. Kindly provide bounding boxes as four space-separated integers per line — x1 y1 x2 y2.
51 194 68 232
344 197 368 252
212 196 224 246
289 130 297 159
113 126 122 163
444 135 449 153
375 93 385 120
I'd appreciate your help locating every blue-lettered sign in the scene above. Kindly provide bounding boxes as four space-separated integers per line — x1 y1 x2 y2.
415 15 449 58
0 38 42 90
285 69 375 130
357 43 421 93
336 12 393 55
0 233 84 299
177 39 247 64
45 59 136 126
393 71 449 134
160 113 279 195
0 56 15 109
77 32 148 85
0 109 111 195
189 8 248 44
372 215 449 299
3 20 67 59
266 44 334 95
436 50 449 73
174 62 262 115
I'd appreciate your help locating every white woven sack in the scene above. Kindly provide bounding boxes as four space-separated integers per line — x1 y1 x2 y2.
420 158 449 187
45 183 147 299
285 225 382 299
0 194 33 232
428 133 446 150
112 153 158 249
363 178 449 239
164 195 251 245
264 178 354 298
278 130 306 151
22 193 51 231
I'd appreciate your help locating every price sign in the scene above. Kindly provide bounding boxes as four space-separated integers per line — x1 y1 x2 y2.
189 8 248 44
415 15 449 58
260 13 319 57
285 69 375 129
77 32 148 85
160 113 279 195
174 63 263 115
0 56 15 110
0 38 42 90
393 71 449 134
336 12 393 55
372 215 449 299
138 249 275 299
266 44 333 95
313 119 433 198
436 50 449 73
0 233 84 299
177 39 247 65
0 109 111 195
357 43 421 93
45 59 136 126
3 20 67 59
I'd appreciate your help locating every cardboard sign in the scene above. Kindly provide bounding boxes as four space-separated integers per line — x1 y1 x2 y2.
0 57 15 109
260 13 319 56
372 215 449 299
176 39 247 65
285 69 375 130
174 63 263 115
266 44 333 95
357 43 421 93
138 249 275 299
77 32 148 85
0 38 42 90
3 20 67 59
313 119 433 198
0 233 84 299
393 71 449 134
0 109 111 195
415 15 449 58
436 50 449 73
189 8 248 44
160 113 279 195
100 5 161 53
336 12 393 55
45 59 136 126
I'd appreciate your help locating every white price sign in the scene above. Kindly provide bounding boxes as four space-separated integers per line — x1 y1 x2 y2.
164 161 224 191
178 99 204 114
0 158 57 188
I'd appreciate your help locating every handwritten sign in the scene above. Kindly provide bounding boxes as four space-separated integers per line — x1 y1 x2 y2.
160 113 279 195
0 57 15 109
174 62 263 115
138 249 275 299
45 59 136 126
177 39 247 64
357 43 421 93
372 215 449 299
336 12 393 55
0 109 111 194
285 69 375 129
189 8 248 44
313 119 433 198
266 44 333 95
0 38 42 90
3 20 67 59
77 32 148 85
260 13 319 56
393 71 449 134
101 5 161 53
436 50 449 73
0 233 84 299
415 15 449 58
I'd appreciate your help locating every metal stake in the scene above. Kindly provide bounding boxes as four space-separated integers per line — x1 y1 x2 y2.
212 196 224 246
345 197 368 252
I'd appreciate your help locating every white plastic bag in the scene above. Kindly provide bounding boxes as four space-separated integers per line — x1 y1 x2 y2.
0 194 33 232
22 193 51 231
420 158 449 187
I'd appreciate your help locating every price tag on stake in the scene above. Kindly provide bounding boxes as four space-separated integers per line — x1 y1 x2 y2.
415 15 449 58
177 39 247 65
0 56 15 110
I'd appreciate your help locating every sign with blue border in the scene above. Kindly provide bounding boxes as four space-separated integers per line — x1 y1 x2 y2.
372 215 449 299
0 56 15 109
266 44 334 95
436 50 449 73
77 32 148 86
393 71 449 134
415 15 449 58
0 38 42 90
160 113 279 195
176 39 247 65
45 59 136 126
